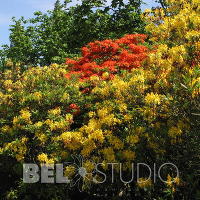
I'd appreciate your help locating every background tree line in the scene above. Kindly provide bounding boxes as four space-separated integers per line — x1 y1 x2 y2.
0 0 148 67
0 0 167 68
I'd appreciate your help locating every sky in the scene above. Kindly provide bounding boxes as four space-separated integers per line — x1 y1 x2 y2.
0 0 158 46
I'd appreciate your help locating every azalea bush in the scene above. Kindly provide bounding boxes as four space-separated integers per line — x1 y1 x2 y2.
65 34 148 80
0 0 200 199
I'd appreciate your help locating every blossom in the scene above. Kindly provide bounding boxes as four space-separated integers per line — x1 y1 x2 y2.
137 178 152 188
109 136 124 150
122 150 136 160
101 147 115 162
48 107 61 116
88 129 104 143
33 92 42 101
68 103 77 109
126 135 139 145
37 153 54 164
168 126 182 138
20 109 31 123
145 93 161 105
65 34 148 81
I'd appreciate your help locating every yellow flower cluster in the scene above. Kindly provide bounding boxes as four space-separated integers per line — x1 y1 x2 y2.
37 153 54 164
32 91 42 101
35 132 48 145
20 109 31 122
145 92 162 105
60 131 83 150
48 107 61 116
4 137 28 161
166 174 181 193
137 178 152 189
13 109 32 126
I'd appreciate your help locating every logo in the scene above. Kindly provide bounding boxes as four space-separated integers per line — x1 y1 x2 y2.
23 154 180 190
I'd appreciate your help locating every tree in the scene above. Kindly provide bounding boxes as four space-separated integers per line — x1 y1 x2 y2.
1 0 145 67
155 0 168 10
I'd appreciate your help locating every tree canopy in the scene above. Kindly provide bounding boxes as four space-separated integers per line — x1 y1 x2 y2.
1 0 145 67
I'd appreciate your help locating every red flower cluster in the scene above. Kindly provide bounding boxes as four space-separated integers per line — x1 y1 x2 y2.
65 34 148 81
68 104 80 116
69 104 79 110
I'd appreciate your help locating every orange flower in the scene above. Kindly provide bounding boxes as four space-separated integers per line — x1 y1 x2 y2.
65 34 148 81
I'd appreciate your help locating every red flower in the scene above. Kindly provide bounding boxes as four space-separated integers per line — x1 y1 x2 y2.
68 104 80 116
81 87 90 94
69 104 79 110
65 34 148 81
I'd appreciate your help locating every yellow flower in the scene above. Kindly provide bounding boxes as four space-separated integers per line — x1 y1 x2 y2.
122 150 135 160
81 118 101 134
186 30 200 40
16 154 25 161
144 9 151 13
97 108 109 118
123 114 132 121
174 176 181 185
126 135 139 145
61 93 70 102
81 140 96 157
90 75 100 82
109 136 124 150
0 148 3 154
88 111 96 118
20 109 31 122
101 147 115 162
33 91 42 101
64 165 76 178
166 174 173 187
35 121 43 128
37 153 54 164
35 132 48 145
45 119 53 126
1 125 11 133
51 136 61 142
158 44 168 54
3 80 13 88
37 153 48 162
118 103 127 112
83 160 95 173
169 45 186 62
168 126 182 138
50 63 59 68
21 137 28 143
13 116 20 125
145 93 161 105
61 131 83 150
48 107 61 116
137 178 152 188
4 139 27 162
5 59 13 67
102 72 109 79
60 132 73 143
135 126 146 135
88 129 104 143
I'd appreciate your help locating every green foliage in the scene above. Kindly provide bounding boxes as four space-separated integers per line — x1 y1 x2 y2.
1 0 145 67
155 0 168 9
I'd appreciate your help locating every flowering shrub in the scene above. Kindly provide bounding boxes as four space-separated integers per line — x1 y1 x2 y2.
0 64 94 199
65 34 148 80
0 0 199 199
